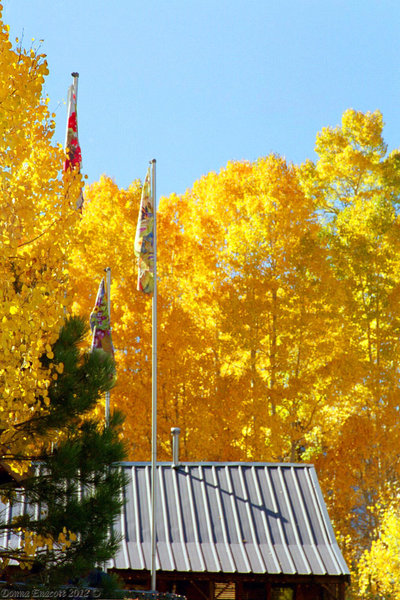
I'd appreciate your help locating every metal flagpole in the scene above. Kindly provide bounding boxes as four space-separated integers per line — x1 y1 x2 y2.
105 266 111 427
150 159 157 591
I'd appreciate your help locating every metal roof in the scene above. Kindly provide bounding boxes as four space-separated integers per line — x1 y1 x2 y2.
110 462 349 577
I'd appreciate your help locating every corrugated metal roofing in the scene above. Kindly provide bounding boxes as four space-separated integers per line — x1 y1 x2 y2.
110 462 349 577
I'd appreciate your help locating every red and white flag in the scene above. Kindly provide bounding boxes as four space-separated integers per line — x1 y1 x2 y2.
64 72 84 210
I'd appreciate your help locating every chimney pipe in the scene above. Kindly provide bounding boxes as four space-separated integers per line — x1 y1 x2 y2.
171 427 181 468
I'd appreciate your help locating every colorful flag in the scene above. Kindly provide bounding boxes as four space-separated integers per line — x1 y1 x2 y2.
90 278 114 357
134 167 154 293
64 72 84 210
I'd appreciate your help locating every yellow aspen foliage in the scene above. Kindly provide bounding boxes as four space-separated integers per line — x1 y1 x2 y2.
12 527 77 572
299 109 400 581
68 176 149 454
0 7 82 472
69 176 215 459
159 156 353 461
70 157 350 465
358 505 400 599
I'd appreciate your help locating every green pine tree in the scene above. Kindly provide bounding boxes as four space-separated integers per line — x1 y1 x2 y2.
0 316 127 586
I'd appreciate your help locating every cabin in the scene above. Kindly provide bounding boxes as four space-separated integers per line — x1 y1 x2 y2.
107 458 350 600
0 435 350 599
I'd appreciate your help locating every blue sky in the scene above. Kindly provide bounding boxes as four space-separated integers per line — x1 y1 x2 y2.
4 1 400 199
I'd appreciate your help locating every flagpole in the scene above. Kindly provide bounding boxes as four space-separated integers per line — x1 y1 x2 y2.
150 159 157 591
105 266 111 427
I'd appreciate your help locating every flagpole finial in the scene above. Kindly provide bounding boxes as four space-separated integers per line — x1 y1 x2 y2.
71 72 79 78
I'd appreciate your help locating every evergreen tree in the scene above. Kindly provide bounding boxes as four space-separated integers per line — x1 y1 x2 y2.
0 316 127 586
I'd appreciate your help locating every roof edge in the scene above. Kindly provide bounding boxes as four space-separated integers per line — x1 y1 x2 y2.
116 461 316 468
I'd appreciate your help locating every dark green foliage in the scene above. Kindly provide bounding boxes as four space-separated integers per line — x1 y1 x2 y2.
0 316 127 586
